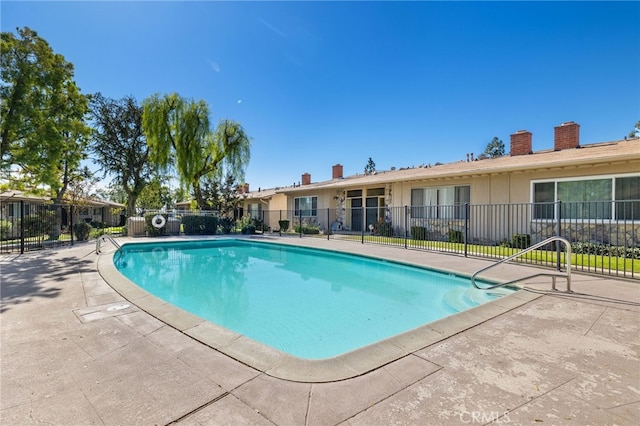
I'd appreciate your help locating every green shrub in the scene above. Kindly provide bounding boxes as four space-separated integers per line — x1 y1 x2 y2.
202 216 218 235
448 229 463 243
278 220 290 232
411 226 427 240
182 215 220 235
377 221 394 237
73 222 92 240
571 242 640 258
236 214 251 229
294 218 321 234
499 239 511 248
218 217 234 234
23 211 55 237
0 220 12 239
251 218 264 232
512 234 531 249
294 225 320 234
241 224 256 234
182 215 202 234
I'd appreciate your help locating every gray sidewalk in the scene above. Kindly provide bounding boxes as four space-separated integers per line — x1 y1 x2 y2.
1 238 639 425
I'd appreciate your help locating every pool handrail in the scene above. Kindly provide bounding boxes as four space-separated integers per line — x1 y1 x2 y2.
471 236 572 292
96 234 122 254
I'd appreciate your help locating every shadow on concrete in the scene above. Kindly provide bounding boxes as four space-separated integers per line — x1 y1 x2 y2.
0 252 95 314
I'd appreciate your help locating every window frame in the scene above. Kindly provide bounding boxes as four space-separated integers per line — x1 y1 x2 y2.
247 202 262 219
531 173 640 222
410 185 470 219
294 196 318 217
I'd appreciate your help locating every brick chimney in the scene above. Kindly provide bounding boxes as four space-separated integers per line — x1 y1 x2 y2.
243 183 249 193
301 173 311 185
510 130 532 156
554 121 580 151
332 164 343 179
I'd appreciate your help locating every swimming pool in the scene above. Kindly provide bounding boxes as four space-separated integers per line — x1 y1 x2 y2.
113 239 513 360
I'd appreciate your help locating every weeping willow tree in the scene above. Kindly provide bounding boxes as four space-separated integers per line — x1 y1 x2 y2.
142 93 251 209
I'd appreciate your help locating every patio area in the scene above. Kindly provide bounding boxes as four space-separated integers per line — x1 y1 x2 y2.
1 236 639 425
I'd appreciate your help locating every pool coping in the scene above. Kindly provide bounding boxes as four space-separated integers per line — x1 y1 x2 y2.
97 237 542 383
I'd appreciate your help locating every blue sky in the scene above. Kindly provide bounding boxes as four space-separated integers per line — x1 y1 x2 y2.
3 1 639 190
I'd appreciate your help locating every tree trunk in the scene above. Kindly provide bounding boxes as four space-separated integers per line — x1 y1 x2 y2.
50 189 67 240
125 191 137 218
192 180 206 210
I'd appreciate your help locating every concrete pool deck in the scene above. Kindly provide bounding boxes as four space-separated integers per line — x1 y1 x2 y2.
1 236 639 425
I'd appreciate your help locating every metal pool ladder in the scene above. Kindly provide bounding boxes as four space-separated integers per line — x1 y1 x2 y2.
96 235 122 254
471 236 572 292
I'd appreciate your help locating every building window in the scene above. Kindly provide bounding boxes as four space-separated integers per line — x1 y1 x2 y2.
247 203 261 219
9 203 33 217
532 174 639 220
411 185 470 219
533 182 555 220
559 179 612 220
367 187 384 196
294 196 317 217
615 176 640 220
9 203 19 217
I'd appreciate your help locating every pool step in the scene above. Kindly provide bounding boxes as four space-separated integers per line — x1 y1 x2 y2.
443 287 511 312
464 287 512 305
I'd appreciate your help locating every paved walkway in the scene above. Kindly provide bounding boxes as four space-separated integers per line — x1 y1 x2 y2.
1 237 639 425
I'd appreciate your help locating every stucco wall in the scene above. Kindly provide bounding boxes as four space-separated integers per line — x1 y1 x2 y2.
388 160 639 207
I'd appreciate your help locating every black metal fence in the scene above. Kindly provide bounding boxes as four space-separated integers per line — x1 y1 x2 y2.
3 200 637 280
252 201 638 280
0 200 125 254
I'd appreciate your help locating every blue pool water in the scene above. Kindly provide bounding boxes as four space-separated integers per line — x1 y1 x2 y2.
114 239 512 359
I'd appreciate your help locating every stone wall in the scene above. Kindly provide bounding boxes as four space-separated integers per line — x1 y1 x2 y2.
531 222 640 247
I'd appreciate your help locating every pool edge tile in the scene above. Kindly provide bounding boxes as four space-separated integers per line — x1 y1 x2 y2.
156 306 205 331
337 341 408 378
386 325 446 353
184 321 241 349
265 357 359 383
222 336 286 373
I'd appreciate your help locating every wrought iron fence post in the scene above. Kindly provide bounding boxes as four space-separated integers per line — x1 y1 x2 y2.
299 208 302 238
464 203 469 257
556 200 562 271
279 210 282 236
404 205 408 249
327 208 330 240
361 206 365 244
70 205 74 246
20 200 25 254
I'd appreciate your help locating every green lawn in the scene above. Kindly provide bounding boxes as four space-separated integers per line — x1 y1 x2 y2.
339 235 640 274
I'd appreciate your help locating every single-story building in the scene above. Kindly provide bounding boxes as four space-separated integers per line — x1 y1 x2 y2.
0 190 125 239
241 121 640 245
72 197 127 227
0 191 52 238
